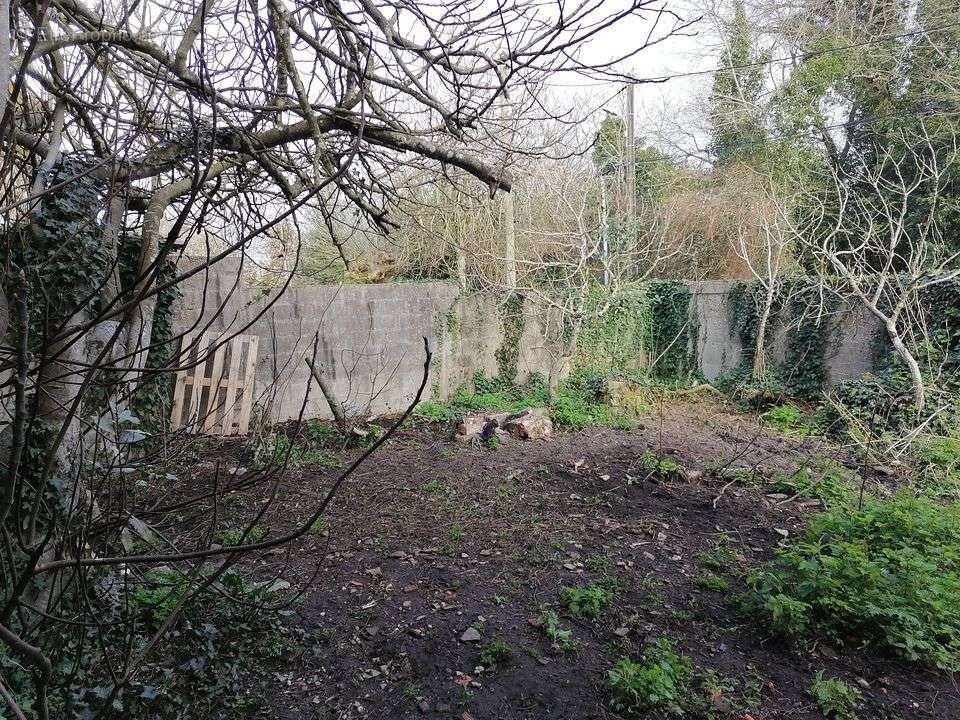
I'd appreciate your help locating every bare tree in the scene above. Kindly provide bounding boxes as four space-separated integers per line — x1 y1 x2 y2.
0 1 693 715
786 124 960 413
731 169 795 379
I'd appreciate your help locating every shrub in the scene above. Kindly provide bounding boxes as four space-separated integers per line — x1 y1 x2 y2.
914 436 960 500
819 372 917 437
809 672 862 720
608 639 692 718
743 494 960 670
560 584 610 619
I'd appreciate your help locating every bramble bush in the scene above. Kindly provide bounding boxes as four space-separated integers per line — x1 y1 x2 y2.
743 494 960 670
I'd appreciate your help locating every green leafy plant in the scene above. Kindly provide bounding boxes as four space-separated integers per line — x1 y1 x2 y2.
809 672 862 720
638 450 683 480
560 584 610 619
914 436 960 500
537 607 576 651
217 524 266 546
608 639 693 718
743 494 960 670
697 573 728 592
478 640 514 670
768 459 858 507
761 403 812 436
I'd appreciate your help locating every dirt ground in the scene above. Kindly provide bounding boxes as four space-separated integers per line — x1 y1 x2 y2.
207 398 958 720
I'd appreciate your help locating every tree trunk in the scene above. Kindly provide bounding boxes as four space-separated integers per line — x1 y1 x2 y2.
886 321 925 412
752 285 775 380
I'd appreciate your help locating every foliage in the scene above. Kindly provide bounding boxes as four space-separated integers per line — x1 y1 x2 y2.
560 584 611 619
1 157 111 329
478 641 514 670
782 289 838 398
727 280 835 399
760 404 812 436
251 422 356 470
809 672 862 720
3 567 293 718
495 293 526 383
743 494 960 670
637 450 683 480
697 573 729 592
608 639 693 718
644 282 697 380
536 608 576 651
577 286 650 374
768 460 858 508
913 436 960 500
707 1 768 167
819 371 920 438
414 400 457 421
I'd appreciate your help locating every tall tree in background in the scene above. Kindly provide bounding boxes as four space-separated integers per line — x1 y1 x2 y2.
708 1 768 167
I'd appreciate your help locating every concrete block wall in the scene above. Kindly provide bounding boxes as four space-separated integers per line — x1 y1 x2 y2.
172 259 883 423
686 280 882 385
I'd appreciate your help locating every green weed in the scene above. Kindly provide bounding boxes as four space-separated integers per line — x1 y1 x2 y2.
810 672 862 720
761 403 812 436
608 639 693 718
537 607 576 651
478 640 514 670
697 573 728 592
743 494 960 670
560 584 611 619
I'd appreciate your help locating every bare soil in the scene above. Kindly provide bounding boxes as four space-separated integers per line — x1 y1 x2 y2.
204 398 958 720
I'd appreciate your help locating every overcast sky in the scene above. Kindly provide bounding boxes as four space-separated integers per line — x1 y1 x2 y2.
546 0 722 160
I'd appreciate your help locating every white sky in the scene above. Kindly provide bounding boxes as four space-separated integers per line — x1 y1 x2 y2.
544 0 721 161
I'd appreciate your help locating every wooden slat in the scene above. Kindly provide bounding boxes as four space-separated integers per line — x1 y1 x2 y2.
202 338 227 432
236 335 259 435
169 332 192 430
170 332 258 436
220 338 244 435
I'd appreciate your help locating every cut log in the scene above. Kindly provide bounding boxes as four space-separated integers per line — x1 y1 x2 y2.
502 408 552 440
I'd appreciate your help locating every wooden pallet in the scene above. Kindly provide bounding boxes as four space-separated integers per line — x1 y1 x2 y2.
170 331 259 435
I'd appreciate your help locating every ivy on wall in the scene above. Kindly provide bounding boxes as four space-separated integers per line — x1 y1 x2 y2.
495 292 525 382
576 281 697 381
576 286 649 373
644 281 697 380
728 279 836 396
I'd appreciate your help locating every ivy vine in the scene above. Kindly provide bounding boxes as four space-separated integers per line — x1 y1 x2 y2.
495 292 525 382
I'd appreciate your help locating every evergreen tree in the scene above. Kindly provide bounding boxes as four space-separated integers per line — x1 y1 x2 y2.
708 1 767 167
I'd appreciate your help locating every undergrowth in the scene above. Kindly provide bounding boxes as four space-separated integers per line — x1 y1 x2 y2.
415 370 639 431
743 494 960 670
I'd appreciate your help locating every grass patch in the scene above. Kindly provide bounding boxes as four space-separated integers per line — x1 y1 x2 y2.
761 403 813 436
743 494 960 670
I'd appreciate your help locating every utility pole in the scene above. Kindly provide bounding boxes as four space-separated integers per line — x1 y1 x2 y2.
499 72 517 292
624 82 636 223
